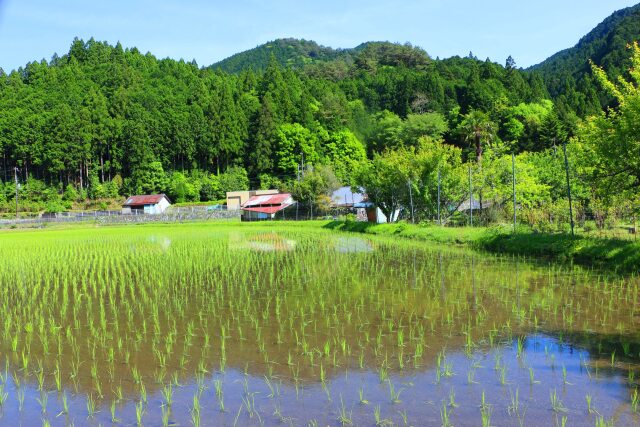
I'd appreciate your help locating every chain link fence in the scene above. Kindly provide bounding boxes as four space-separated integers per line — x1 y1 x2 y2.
0 205 240 227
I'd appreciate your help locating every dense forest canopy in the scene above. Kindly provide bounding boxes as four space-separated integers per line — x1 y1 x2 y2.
0 39 550 191
530 2 640 117
0 2 639 218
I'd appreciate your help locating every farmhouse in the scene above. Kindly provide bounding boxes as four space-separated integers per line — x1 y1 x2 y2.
241 193 294 221
122 194 171 215
226 189 280 210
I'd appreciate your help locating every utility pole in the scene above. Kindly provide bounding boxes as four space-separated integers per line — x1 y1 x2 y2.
407 179 415 224
437 167 441 225
512 153 517 233
468 165 473 227
296 157 302 221
14 167 19 219
562 141 575 237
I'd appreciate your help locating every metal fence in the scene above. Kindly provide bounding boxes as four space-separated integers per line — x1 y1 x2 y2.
0 206 240 227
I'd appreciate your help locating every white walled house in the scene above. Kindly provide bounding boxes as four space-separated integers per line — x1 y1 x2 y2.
122 194 171 215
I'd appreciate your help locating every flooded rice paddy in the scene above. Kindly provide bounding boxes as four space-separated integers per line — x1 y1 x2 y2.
0 223 639 426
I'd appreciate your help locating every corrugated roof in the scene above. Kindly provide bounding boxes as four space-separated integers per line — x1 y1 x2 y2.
123 194 170 206
242 193 292 207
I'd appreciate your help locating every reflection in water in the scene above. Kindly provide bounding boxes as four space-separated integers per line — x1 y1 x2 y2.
334 237 374 253
0 226 638 425
148 235 172 251
229 231 297 252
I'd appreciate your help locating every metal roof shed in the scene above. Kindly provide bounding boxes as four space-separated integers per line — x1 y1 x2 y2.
241 193 294 221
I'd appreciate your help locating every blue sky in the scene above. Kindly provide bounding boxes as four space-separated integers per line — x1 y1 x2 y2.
0 0 638 72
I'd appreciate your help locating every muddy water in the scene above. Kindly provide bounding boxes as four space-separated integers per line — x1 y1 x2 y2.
0 225 638 426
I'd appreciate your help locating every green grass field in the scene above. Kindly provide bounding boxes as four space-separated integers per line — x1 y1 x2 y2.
324 220 640 273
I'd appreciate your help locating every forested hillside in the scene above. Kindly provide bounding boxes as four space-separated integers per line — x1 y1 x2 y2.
530 3 640 116
211 38 347 73
0 38 552 207
0 2 638 221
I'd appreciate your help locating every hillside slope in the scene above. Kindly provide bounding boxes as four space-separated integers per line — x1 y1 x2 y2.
529 3 640 114
211 38 348 73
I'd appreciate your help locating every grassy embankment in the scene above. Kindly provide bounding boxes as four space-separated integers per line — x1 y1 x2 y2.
323 220 640 273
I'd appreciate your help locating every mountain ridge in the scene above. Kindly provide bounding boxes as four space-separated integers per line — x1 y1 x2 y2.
210 39 432 73
529 2 640 74
527 2 640 115
212 2 640 77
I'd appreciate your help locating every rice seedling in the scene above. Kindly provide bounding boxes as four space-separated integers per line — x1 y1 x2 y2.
467 366 478 384
358 386 369 405
387 379 403 404
507 387 520 416
595 415 616 427
139 382 147 404
114 384 123 402
17 388 25 411
162 404 171 427
630 387 640 414
555 414 568 427
110 400 120 423
135 400 145 426
516 336 525 358
0 381 7 409
481 402 492 427
191 392 201 427
550 389 567 413
371 410 392 427
448 387 458 408
53 361 62 392
85 394 97 418
337 395 353 426
529 367 540 385
441 401 453 427
499 365 508 386
37 391 48 414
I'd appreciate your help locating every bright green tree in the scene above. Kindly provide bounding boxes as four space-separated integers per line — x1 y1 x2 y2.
458 110 497 209
322 129 367 184
218 166 249 194
274 123 319 176
578 42 640 203
400 112 448 146
355 150 409 223
129 161 167 195
289 164 340 215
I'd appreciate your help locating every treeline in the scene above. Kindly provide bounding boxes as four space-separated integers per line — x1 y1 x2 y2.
0 37 618 216
354 44 640 229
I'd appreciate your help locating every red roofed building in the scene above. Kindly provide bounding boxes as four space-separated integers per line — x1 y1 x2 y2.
241 193 294 221
122 194 171 215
